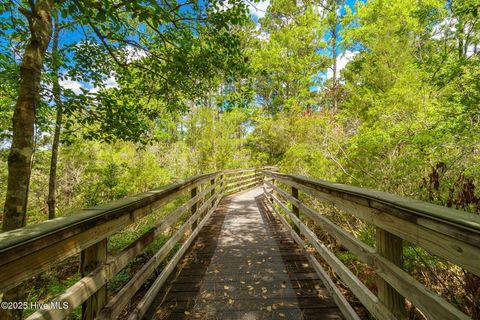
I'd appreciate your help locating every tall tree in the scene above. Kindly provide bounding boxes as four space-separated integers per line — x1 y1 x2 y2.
3 0 54 232
2 0 250 228
319 0 345 113
253 0 327 114
46 13 63 219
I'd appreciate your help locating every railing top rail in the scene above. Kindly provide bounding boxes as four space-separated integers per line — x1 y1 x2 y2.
264 171 480 236
0 171 220 254
223 166 275 174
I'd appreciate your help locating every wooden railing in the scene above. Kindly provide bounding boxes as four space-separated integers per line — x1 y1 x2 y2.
0 167 268 320
262 170 480 320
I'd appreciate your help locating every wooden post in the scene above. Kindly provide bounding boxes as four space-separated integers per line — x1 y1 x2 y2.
81 239 107 320
191 186 198 230
376 228 406 319
210 178 215 206
291 186 300 234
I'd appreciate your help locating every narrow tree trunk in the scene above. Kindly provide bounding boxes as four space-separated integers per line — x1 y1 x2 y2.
458 21 464 59
47 13 63 220
1 2 53 319
3 0 54 228
331 29 338 113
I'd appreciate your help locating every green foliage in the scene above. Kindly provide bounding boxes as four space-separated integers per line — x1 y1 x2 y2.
1 0 479 317
252 0 327 113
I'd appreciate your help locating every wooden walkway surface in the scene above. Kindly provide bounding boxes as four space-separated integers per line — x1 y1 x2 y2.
145 188 342 320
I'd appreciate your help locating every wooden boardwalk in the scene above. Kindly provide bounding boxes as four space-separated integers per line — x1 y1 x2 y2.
145 188 342 320
3 168 475 320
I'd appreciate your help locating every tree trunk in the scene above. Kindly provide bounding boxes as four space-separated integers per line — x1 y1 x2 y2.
1 1 53 319
47 13 63 220
331 29 338 114
3 0 54 229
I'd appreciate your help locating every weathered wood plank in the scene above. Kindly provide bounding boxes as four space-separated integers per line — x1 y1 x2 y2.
376 228 406 318
266 182 471 320
262 189 360 320
268 192 396 320
25 181 225 320
81 239 107 320
127 191 224 320
0 172 219 256
292 186 300 234
225 176 261 188
265 172 480 276
0 173 222 292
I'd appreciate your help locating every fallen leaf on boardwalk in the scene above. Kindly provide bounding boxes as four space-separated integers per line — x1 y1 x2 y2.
281 283 286 288
224 285 230 290
214 269 220 274
266 306 272 312
262 287 267 293
279 313 285 317
228 298 234 304
240 281 245 284
184 311 191 315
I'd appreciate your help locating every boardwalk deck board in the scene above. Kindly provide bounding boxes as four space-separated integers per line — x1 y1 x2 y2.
145 188 343 320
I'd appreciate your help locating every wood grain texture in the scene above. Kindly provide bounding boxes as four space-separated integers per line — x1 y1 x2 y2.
145 188 342 320
265 176 471 320
265 172 480 276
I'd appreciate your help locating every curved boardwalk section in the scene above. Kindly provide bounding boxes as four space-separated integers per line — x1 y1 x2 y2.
146 188 342 319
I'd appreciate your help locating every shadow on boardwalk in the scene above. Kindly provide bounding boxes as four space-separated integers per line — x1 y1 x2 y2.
145 188 342 320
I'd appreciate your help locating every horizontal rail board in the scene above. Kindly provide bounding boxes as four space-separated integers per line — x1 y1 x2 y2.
261 189 360 320
267 191 397 320
0 172 219 264
0 174 222 292
265 181 470 320
225 176 261 189
265 172 480 277
128 191 224 320
226 180 260 195
265 172 480 243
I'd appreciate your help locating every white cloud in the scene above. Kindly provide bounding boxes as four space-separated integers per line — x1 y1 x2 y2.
124 46 148 62
431 17 456 40
103 76 118 89
248 0 269 19
254 24 269 41
59 78 84 94
90 75 118 93
326 50 358 80
213 0 269 20
467 44 477 57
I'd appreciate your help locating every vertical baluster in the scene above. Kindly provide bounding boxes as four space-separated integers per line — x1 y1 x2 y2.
191 186 198 230
210 177 215 206
81 239 107 320
291 186 300 234
376 228 406 319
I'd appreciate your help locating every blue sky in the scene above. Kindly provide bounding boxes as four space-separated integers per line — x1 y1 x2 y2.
0 0 365 94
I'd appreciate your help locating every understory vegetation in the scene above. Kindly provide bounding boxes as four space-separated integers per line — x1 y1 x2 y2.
1 0 479 319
